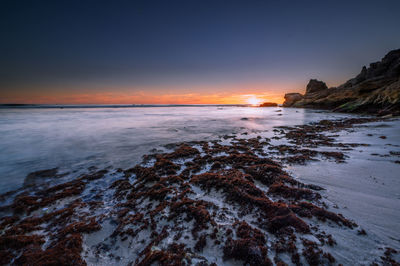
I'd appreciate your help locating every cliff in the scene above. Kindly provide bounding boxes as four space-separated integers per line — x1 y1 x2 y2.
283 49 400 115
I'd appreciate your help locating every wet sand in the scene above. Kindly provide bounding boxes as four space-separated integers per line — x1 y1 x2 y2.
287 119 400 264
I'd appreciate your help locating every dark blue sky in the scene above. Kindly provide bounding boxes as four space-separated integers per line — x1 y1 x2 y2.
1 0 400 103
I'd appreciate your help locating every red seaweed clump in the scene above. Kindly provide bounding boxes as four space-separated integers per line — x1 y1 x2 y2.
12 179 86 214
164 144 200 159
243 163 286 185
153 158 180 175
15 233 86 266
0 235 45 250
168 198 215 235
57 218 101 238
191 170 310 234
301 239 336 265
191 170 264 199
223 221 271 265
136 243 187 266
0 181 102 266
125 165 159 183
290 201 356 228
194 234 207 252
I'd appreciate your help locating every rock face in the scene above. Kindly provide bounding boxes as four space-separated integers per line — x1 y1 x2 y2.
282 48 400 115
259 102 278 107
344 49 400 87
306 79 328 94
283 93 303 107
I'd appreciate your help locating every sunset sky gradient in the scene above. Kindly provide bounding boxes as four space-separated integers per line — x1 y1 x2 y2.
1 0 400 104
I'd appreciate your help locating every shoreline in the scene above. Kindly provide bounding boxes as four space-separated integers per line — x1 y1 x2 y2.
0 115 399 265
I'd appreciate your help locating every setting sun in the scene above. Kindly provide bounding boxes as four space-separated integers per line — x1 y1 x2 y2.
246 96 263 106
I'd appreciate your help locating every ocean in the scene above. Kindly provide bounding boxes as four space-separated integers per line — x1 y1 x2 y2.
0 105 352 194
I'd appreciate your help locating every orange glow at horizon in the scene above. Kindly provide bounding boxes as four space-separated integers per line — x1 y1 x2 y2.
0 79 322 105
0 90 286 105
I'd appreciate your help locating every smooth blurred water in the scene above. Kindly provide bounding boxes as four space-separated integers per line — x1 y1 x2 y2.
0 106 353 193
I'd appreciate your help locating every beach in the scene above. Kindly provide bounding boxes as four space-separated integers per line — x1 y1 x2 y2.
0 106 399 265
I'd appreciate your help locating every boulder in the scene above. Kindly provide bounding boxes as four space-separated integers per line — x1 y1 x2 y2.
259 102 278 107
283 93 303 107
305 79 328 94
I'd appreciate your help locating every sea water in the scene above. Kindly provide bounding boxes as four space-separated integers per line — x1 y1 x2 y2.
0 105 352 194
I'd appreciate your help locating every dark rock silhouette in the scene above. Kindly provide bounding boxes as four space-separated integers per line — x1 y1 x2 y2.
259 102 278 107
306 79 328 94
344 49 400 87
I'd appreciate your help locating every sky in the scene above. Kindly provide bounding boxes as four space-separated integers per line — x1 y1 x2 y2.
1 0 400 104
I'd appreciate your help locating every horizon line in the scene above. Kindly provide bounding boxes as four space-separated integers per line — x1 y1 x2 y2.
0 103 269 108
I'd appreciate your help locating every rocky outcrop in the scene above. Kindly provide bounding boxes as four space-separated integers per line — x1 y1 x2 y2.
306 79 328 94
283 93 303 107
343 49 400 87
282 49 400 115
259 102 278 107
